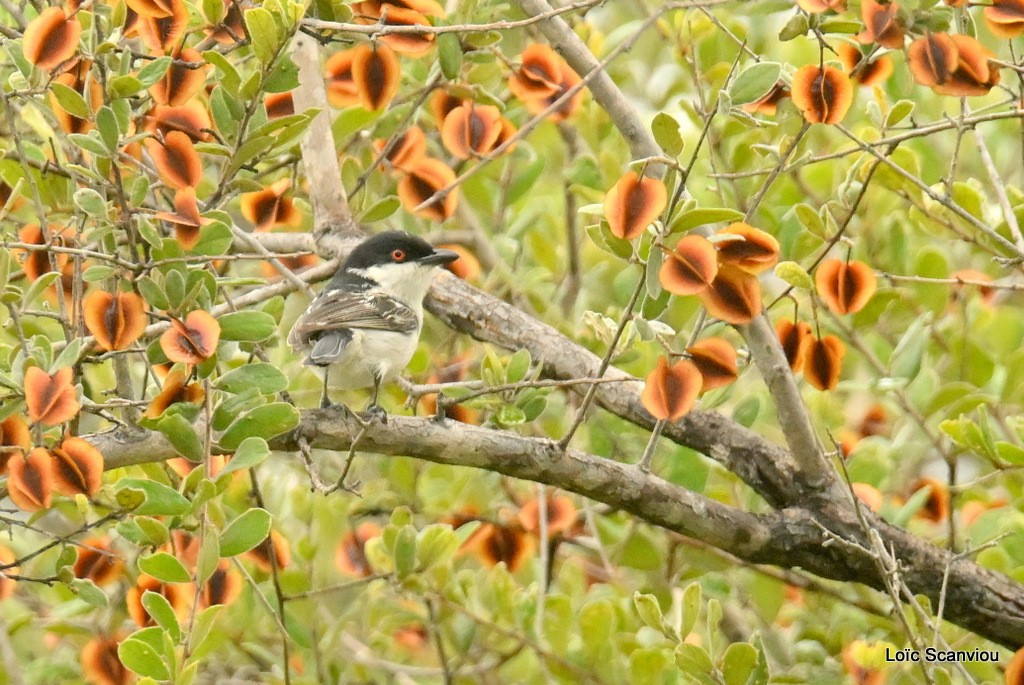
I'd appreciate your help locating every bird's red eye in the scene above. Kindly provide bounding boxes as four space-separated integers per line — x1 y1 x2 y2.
392 249 406 262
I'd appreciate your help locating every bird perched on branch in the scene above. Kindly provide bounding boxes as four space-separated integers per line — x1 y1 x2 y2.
288 231 459 414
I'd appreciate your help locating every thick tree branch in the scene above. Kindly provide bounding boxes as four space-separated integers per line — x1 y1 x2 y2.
81 410 1024 648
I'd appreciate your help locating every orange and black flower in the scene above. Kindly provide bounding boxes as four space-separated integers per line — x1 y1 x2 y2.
145 368 204 420
473 523 533 572
837 43 893 87
0 546 16 601
352 43 401 111
355 6 434 56
509 44 563 100
0 415 31 475
909 477 950 523
697 264 763 325
659 235 718 296
136 0 189 54
428 89 466 123
145 130 203 190
907 33 1001 97
335 522 382 577
791 65 853 125
517 494 577 537
641 356 702 422
440 104 503 160
159 310 221 364
150 48 209 106
201 560 242 607
243 530 291 572
374 126 427 172
857 0 906 48
604 172 667 240
145 102 213 143
714 223 779 274
84 291 148 352
8 448 55 512
325 48 360 108
686 337 739 391
25 366 79 426
73 537 124 587
776 319 813 373
984 0 1024 39
155 187 214 250
23 7 81 71
80 634 133 685
804 335 846 391
397 158 459 221
796 0 846 11
264 92 295 120
510 44 583 122
240 179 302 232
816 258 877 315
51 437 104 498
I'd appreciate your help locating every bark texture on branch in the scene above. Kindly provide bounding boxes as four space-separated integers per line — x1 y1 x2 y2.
83 409 1024 648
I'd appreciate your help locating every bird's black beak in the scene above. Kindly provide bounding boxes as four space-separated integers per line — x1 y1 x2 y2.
419 248 460 266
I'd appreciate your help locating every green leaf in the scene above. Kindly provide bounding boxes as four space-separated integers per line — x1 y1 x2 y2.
50 82 91 119
96 106 120 151
70 578 108 608
216 363 288 395
190 222 233 256
135 517 170 547
118 638 171 680
651 112 684 157
676 643 714 672
505 348 532 383
219 403 299 450
774 261 814 290
778 12 809 41
245 8 279 64
438 33 462 80
393 525 417 579
416 525 458 569
220 508 273 557
188 606 223 660
670 208 743 233
794 203 828 240
154 414 205 462
138 552 191 583
219 437 270 475
633 592 665 632
117 479 191 516
886 99 915 128
137 57 172 87
108 74 144 98
217 311 276 342
68 132 110 156
196 531 220 586
360 196 400 223
722 642 758 685
681 581 701 637
729 62 781 105
141 590 182 641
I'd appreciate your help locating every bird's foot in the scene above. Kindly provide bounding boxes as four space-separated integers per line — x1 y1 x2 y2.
362 403 388 424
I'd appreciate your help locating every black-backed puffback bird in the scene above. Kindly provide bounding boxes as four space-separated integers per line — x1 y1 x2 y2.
287 231 459 412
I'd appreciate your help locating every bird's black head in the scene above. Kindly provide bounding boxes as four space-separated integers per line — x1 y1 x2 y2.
342 231 459 270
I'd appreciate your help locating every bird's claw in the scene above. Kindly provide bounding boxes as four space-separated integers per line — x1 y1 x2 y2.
363 403 388 423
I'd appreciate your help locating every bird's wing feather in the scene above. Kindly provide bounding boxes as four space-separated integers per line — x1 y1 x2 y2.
289 289 419 345
307 329 352 365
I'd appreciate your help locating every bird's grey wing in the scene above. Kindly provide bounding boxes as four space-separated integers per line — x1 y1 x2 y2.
288 289 418 348
307 329 353 365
